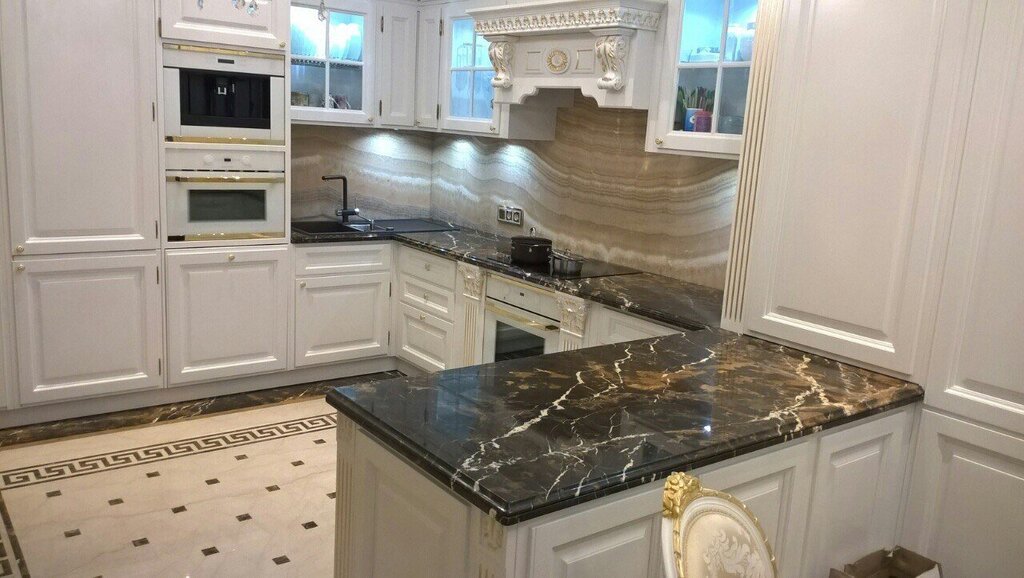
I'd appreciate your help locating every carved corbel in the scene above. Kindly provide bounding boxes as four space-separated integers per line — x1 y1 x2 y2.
458 262 484 301
487 37 515 89
594 30 633 91
557 293 589 338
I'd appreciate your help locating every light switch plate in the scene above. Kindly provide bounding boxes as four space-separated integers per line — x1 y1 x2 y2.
497 205 523 226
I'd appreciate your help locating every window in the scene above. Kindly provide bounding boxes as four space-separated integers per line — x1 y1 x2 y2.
450 18 494 120
290 5 365 110
674 0 757 135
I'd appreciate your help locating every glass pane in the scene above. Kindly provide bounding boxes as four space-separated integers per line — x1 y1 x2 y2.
718 67 750 134
472 71 494 119
450 71 472 117
726 0 758 61
329 62 363 110
474 33 491 68
290 6 326 59
188 190 266 222
329 12 364 61
674 68 717 132
290 60 326 108
452 19 475 68
679 0 725 63
494 321 545 362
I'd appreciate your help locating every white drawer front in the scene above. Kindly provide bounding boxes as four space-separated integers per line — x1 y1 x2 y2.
295 243 392 276
399 275 455 321
398 247 456 290
165 147 285 172
397 303 453 373
486 275 559 320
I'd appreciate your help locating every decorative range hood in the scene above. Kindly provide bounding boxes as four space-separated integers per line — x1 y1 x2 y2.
468 0 667 110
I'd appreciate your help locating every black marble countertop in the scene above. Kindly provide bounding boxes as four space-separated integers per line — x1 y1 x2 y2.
327 328 923 525
292 224 723 330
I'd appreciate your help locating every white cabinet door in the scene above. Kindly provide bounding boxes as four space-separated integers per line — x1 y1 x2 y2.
901 409 1024 577
801 409 915 577
396 302 453 372
583 306 679 348
290 0 377 126
698 441 814 578
377 2 418 127
12 252 163 404
415 5 443 129
923 0 1024 436
161 0 289 51
294 272 390 366
165 246 290 384
1 0 159 256
740 0 974 373
439 0 505 135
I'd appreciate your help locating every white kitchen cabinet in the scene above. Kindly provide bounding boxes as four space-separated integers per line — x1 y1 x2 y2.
1 0 160 256
294 272 390 366
165 246 290 385
737 0 975 374
901 409 1024 577
440 0 504 135
921 0 1024 437
648 0 760 158
161 0 290 51
396 302 454 372
377 2 419 127
290 0 377 125
415 5 444 129
12 252 163 405
583 306 679 348
801 408 915 577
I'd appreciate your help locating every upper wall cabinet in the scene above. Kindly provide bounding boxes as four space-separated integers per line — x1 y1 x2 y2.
415 5 444 129
161 0 290 51
290 0 377 125
648 0 758 158
737 0 975 375
1 0 160 256
440 0 505 135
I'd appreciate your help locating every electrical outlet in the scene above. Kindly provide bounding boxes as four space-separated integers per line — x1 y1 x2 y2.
497 205 523 226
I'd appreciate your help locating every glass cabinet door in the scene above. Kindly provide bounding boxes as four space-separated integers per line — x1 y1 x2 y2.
674 0 757 135
290 0 373 124
441 0 502 134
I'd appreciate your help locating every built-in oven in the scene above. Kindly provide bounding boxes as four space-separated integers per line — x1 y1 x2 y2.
163 44 285 144
166 172 286 242
483 277 562 363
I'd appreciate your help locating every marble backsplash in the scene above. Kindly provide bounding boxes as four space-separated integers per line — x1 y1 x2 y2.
291 94 738 289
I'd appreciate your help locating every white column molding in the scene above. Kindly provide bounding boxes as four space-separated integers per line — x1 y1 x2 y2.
487 36 515 89
468 509 508 578
593 28 634 91
454 263 487 368
334 414 357 577
557 293 589 351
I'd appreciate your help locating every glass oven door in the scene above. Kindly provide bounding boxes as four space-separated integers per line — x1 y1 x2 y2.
166 174 286 242
483 300 561 363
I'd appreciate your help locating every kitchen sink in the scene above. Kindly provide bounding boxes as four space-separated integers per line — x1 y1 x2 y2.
292 219 457 236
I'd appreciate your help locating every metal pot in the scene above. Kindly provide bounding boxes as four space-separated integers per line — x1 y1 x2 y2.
550 250 585 277
510 228 552 266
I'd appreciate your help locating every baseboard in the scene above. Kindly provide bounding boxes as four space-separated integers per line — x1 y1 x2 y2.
0 357 404 429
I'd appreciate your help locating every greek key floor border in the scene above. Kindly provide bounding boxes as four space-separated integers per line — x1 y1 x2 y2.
0 413 338 490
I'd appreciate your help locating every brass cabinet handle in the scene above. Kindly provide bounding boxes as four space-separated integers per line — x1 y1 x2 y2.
15 245 24 254
279 41 286 48
15 264 25 272
299 281 306 288
655 137 664 146
167 175 284 183
227 254 235 262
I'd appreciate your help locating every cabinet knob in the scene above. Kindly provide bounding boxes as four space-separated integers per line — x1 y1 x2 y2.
424 263 431 271
367 116 375 123
299 281 306 288
489 126 497 132
227 254 235 262
418 314 426 321
279 41 286 48
15 264 24 272
414 120 421 126
423 293 429 301
655 137 664 146
15 245 24 254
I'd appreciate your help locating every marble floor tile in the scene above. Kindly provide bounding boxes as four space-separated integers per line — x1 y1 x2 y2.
0 398 347 577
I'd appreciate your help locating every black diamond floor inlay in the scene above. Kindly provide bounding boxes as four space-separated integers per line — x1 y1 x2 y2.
273 556 290 565
202 547 219 556
205 478 219 485
108 498 123 506
236 513 252 522
301 521 317 530
64 529 81 538
131 538 149 547
46 490 62 497
146 471 160 478
172 506 187 514
265 485 279 492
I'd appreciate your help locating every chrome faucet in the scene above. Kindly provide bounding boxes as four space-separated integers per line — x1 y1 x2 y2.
322 174 360 223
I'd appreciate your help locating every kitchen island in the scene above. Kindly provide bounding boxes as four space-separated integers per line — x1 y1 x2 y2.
326 327 923 578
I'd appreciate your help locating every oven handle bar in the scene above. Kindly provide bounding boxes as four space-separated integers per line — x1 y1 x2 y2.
486 301 560 332
166 176 285 183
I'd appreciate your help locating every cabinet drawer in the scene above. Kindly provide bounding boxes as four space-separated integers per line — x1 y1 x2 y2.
486 274 559 320
399 275 455 321
396 302 453 373
295 243 392 276
398 247 456 290
165 147 285 172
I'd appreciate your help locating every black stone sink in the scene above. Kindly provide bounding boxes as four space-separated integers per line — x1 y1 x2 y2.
292 219 457 235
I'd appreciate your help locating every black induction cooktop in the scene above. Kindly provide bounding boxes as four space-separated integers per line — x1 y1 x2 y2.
483 253 640 280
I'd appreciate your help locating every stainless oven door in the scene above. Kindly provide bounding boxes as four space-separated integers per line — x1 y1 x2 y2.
166 173 285 242
483 300 561 363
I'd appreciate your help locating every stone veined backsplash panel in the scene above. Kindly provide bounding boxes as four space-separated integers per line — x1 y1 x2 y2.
291 94 738 289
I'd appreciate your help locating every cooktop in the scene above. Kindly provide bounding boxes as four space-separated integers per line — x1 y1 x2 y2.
483 254 641 280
